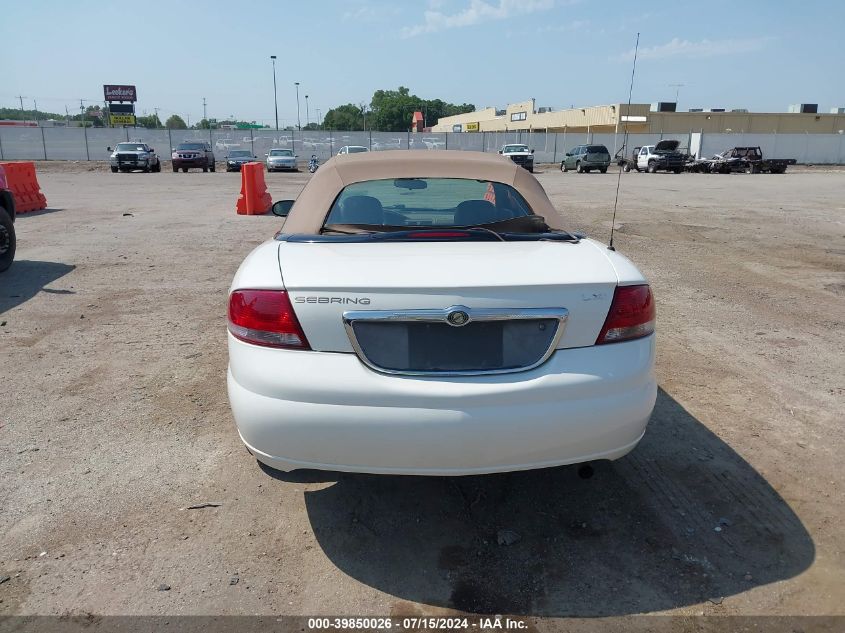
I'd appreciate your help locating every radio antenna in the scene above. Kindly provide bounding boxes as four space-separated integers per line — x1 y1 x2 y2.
609 32 640 252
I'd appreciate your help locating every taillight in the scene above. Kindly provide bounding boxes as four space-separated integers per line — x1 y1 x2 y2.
596 285 655 344
228 289 310 349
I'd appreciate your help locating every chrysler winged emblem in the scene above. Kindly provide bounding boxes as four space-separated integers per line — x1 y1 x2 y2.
446 309 470 327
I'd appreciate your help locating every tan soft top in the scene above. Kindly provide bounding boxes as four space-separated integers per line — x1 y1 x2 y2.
282 150 565 234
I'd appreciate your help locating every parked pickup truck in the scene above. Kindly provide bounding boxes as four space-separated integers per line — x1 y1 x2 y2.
107 141 161 173
0 165 16 272
688 146 797 174
499 144 535 173
618 140 687 173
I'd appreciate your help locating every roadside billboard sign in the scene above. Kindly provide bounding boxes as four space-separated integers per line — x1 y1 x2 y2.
110 114 136 126
103 85 137 102
109 103 134 114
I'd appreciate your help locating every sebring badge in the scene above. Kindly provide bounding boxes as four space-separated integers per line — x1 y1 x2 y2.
446 309 470 327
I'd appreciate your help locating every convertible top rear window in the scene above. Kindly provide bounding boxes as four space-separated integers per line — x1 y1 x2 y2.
323 178 534 230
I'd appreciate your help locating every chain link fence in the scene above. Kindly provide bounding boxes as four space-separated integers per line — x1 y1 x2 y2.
1 127 844 164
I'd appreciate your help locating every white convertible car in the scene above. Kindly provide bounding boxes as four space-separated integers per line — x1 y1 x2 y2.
227 151 656 475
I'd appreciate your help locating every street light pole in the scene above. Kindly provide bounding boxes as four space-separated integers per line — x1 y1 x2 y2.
316 109 321 130
270 56 279 131
305 95 309 129
294 82 301 131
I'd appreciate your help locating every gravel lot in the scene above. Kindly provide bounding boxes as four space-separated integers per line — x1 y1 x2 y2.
1 161 843 619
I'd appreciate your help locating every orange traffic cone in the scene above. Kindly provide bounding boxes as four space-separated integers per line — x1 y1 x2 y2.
236 163 272 215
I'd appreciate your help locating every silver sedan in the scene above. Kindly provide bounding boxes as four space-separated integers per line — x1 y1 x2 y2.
266 149 298 172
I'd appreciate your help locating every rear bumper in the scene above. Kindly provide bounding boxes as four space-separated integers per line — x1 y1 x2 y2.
267 162 297 171
227 334 657 475
507 157 533 169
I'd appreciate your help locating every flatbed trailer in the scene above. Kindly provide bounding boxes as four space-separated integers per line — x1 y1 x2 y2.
688 146 797 174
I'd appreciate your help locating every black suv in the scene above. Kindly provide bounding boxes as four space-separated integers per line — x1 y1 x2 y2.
0 165 16 272
171 141 216 172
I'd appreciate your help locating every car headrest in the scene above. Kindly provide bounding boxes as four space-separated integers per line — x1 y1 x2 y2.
454 199 506 226
337 195 384 225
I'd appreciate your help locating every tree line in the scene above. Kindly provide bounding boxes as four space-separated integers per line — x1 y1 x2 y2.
322 87 474 131
2 87 475 132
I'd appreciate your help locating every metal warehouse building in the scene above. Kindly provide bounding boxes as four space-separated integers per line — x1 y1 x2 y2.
432 99 845 135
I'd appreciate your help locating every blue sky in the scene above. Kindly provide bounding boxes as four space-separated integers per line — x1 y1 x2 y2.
3 0 843 126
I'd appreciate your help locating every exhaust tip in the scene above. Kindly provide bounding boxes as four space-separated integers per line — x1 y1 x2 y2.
577 464 595 480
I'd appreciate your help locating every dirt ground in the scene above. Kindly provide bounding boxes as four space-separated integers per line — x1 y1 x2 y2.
1 160 843 621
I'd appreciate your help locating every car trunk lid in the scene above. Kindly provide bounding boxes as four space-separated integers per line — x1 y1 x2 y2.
278 240 618 355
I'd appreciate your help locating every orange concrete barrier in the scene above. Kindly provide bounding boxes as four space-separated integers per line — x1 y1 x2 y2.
0 161 48 213
236 162 272 215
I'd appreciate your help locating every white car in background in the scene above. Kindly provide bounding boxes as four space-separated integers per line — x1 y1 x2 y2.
227 150 656 475
337 145 369 155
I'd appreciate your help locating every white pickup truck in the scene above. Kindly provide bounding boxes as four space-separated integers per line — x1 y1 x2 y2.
619 140 687 174
499 144 535 173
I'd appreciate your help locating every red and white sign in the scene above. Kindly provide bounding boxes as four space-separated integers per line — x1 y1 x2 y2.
103 85 137 102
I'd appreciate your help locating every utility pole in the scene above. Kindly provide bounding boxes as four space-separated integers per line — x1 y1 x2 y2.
305 95 309 129
80 99 85 127
33 99 38 123
154 107 160 128
17 95 26 116
316 109 321 130
202 97 207 125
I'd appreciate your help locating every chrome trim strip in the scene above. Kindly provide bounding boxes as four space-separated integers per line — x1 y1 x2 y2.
342 306 568 377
